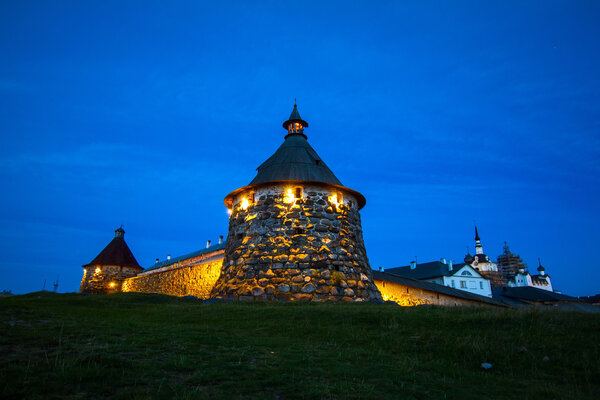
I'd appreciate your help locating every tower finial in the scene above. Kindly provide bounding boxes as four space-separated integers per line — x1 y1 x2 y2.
115 225 125 238
474 224 480 241
282 102 308 138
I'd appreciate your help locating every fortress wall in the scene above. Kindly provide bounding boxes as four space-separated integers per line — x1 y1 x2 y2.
374 279 492 307
122 257 223 299
211 185 382 302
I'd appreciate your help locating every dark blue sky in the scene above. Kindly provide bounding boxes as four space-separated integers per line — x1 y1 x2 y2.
1 1 599 296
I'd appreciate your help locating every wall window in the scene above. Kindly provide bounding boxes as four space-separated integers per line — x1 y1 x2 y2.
461 270 472 276
460 281 467 289
451 280 455 288
480 282 484 289
295 187 303 199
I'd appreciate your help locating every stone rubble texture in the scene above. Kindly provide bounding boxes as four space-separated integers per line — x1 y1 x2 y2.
79 265 140 294
122 260 222 299
210 187 383 302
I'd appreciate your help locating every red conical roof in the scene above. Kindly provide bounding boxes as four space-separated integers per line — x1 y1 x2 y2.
83 227 141 269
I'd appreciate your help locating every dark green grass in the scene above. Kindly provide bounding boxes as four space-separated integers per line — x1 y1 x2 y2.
1 292 598 399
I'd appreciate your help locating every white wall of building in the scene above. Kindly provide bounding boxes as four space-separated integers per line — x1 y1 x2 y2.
442 265 492 298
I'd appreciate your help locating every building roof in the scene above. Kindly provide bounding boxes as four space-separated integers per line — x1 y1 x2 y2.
143 242 226 272
531 275 550 285
250 133 343 186
373 271 505 307
491 286 576 303
385 261 475 280
83 228 141 269
224 104 367 209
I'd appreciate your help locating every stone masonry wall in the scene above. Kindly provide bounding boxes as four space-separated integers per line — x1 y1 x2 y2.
374 279 494 307
122 257 222 299
79 265 140 294
211 185 383 302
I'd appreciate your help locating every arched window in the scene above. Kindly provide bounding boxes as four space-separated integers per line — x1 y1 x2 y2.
461 270 472 276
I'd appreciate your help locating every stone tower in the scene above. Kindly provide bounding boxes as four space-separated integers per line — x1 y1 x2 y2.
79 227 143 294
210 104 382 302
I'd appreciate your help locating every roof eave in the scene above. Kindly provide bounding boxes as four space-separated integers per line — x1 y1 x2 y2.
224 180 367 210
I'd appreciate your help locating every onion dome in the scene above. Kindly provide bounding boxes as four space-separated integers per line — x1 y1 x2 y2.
224 103 366 209
83 227 141 269
474 254 489 263
464 252 474 264
537 257 546 274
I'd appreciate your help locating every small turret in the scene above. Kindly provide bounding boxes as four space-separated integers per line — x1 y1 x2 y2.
537 258 546 276
79 226 142 294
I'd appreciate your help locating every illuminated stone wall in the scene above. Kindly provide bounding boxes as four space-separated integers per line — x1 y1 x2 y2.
122 258 222 299
79 265 140 294
211 185 383 302
374 279 493 307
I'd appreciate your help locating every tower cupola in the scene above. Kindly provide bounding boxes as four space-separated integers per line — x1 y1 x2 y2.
537 258 546 276
282 103 309 138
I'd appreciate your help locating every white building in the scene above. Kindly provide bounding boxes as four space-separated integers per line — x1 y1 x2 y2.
508 258 553 292
384 259 493 298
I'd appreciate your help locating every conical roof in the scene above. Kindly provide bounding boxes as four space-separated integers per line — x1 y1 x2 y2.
282 104 308 129
224 104 366 209
250 134 342 186
83 228 141 269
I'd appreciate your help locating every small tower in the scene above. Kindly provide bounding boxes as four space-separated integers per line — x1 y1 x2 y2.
537 258 546 276
211 104 382 302
79 227 142 294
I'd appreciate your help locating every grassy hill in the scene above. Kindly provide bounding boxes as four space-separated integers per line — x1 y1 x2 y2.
1 292 599 399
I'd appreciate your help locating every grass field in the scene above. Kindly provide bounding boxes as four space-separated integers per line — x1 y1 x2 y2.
1 292 599 399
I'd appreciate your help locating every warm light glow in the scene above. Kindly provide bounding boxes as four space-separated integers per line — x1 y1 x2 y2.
95 267 101 274
328 193 338 205
109 282 116 288
241 197 249 210
283 188 294 204
227 208 232 215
